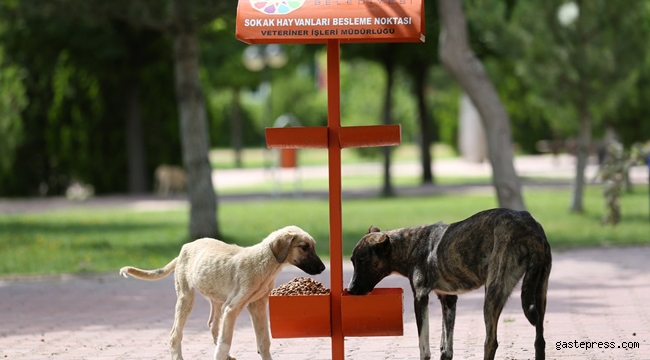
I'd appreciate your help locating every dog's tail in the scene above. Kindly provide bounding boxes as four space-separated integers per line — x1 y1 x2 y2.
520 239 552 326
119 257 178 281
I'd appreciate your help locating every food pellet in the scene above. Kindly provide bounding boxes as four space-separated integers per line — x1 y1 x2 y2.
271 277 331 296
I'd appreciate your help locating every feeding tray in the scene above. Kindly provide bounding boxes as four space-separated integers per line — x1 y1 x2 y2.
269 293 331 338
342 287 403 337
268 288 403 339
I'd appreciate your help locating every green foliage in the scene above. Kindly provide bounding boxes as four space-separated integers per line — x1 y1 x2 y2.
462 0 650 150
0 45 27 177
46 50 104 185
2 0 650 198
0 4 180 195
340 56 385 128
272 63 328 128
206 88 262 148
339 55 419 159
612 56 650 147
506 0 649 138
428 67 461 148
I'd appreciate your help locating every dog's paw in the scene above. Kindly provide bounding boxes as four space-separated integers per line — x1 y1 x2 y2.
227 356 237 360
119 267 130 278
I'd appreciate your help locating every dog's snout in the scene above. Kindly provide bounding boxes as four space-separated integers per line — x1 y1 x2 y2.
346 282 369 296
308 258 326 275
296 252 326 275
303 263 325 275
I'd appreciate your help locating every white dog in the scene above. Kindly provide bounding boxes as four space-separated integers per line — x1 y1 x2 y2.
120 226 326 360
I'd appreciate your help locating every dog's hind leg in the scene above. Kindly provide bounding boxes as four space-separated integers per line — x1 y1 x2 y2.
247 297 273 360
521 251 551 360
438 294 457 360
170 279 195 360
483 258 524 360
208 300 223 345
532 265 550 360
482 284 509 360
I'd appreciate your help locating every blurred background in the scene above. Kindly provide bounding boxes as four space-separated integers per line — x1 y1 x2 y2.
1 1 649 238
0 0 649 276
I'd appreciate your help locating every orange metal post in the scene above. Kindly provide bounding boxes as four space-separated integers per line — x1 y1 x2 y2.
326 38 345 360
263 42 402 360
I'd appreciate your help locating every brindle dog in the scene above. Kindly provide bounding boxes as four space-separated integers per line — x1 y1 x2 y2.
347 208 552 360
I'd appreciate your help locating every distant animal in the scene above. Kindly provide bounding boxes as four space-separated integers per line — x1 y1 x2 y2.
347 208 552 360
154 165 186 196
120 226 326 360
65 180 95 201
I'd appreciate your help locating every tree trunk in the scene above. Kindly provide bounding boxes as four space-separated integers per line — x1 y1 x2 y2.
231 87 243 168
172 29 219 239
414 68 434 185
381 59 395 197
437 0 525 211
569 107 591 213
125 78 148 194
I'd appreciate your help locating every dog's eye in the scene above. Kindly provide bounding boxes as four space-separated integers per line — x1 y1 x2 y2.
299 244 310 251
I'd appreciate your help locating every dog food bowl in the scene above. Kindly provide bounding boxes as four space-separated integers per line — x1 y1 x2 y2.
269 293 332 338
269 287 403 338
342 287 403 337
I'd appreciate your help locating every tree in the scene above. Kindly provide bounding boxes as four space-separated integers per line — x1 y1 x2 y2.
1 0 231 239
506 0 650 212
437 0 526 211
400 0 441 185
97 0 236 238
379 45 398 197
342 0 441 188
340 43 398 196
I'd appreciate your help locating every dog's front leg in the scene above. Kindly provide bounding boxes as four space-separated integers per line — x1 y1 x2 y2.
413 291 431 360
214 303 244 360
438 294 457 360
247 298 273 360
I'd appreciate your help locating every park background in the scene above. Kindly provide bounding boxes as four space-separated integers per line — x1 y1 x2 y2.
0 0 649 276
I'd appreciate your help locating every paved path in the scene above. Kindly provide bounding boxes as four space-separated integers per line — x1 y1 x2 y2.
1 154 649 358
2 154 647 214
212 153 649 190
1 246 649 359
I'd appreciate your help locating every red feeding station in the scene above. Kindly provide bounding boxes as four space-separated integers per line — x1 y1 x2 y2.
236 1 425 358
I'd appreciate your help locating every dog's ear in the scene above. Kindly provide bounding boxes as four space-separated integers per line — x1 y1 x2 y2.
270 235 295 263
375 234 391 254
367 226 381 233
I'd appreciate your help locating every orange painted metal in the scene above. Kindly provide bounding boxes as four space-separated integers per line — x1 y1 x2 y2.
245 2 420 351
262 40 404 359
339 124 402 148
268 288 404 339
236 0 425 44
265 126 328 148
279 149 297 168
341 288 404 337
268 294 331 338
327 40 345 359
326 39 345 360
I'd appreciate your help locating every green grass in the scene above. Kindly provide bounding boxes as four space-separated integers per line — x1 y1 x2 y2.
1 186 648 276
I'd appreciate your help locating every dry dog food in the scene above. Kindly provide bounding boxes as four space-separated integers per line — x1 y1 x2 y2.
271 277 331 296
